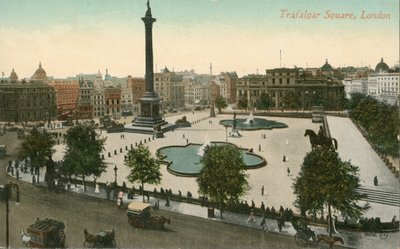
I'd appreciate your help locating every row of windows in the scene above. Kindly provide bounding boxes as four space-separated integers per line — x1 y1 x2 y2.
377 77 399 80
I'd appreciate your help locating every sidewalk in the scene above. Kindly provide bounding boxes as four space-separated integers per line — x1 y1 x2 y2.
7 166 389 249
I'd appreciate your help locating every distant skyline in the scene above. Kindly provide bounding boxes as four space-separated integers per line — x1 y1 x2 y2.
0 0 399 79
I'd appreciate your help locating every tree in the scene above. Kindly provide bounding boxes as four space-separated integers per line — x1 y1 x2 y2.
125 144 162 202
19 128 55 188
197 144 249 219
283 91 300 110
293 147 368 237
237 97 248 110
255 92 271 110
63 124 106 191
214 95 227 114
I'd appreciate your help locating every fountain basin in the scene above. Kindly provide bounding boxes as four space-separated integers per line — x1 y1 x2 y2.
220 118 288 130
157 142 266 177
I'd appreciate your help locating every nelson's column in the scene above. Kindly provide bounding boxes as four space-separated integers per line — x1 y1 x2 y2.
127 0 174 134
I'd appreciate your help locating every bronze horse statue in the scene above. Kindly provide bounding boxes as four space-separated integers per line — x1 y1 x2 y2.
304 129 338 150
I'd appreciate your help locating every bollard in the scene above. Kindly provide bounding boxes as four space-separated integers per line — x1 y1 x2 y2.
120 148 123 153
114 150 117 155
108 152 111 157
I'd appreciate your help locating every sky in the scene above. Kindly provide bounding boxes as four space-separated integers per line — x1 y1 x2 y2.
0 0 399 79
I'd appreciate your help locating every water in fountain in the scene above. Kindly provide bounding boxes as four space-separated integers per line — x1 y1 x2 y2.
244 110 255 124
197 133 210 156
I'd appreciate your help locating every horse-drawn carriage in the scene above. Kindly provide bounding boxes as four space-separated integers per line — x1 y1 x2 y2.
127 202 170 229
292 219 344 248
21 218 66 248
83 228 116 248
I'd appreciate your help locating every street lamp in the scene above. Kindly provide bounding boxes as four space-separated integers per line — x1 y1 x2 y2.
224 125 228 142
113 165 118 184
0 182 20 249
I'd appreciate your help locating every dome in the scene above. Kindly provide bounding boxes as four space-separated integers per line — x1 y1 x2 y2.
375 58 389 73
104 69 112 81
321 59 333 71
32 62 47 80
9 69 18 82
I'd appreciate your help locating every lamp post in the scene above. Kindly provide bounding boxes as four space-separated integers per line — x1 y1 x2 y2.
224 125 228 142
0 182 20 249
113 165 118 184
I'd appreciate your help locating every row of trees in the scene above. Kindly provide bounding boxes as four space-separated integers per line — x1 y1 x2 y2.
19 124 367 240
348 93 399 157
19 125 107 190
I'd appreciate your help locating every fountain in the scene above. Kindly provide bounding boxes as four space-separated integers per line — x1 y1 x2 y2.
197 133 210 156
157 142 266 176
244 110 255 124
220 111 288 131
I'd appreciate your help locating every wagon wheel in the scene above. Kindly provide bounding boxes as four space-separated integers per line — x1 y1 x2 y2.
311 234 318 246
83 241 90 248
294 233 307 247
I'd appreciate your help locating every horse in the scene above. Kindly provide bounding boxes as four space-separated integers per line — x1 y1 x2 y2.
83 228 97 245
20 229 30 247
317 234 344 249
83 228 116 248
148 215 171 229
304 129 338 150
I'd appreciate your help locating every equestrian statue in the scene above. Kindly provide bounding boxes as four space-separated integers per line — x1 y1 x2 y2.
304 127 338 150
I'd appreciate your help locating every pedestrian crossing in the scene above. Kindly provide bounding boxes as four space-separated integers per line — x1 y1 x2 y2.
357 187 400 207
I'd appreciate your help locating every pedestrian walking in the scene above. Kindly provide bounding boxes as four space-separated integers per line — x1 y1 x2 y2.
259 144 261 151
247 209 256 223
374 176 378 186
260 201 265 214
261 185 264 196
283 155 286 162
287 167 291 176
260 215 267 233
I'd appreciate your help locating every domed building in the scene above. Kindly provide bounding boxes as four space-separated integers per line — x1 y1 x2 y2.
9 69 18 82
31 62 47 81
375 58 389 73
321 59 333 71
0 67 57 122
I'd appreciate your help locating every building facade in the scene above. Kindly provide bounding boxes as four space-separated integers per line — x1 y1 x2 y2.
77 79 94 119
128 76 145 115
0 69 57 122
104 87 121 117
236 67 344 110
48 79 79 116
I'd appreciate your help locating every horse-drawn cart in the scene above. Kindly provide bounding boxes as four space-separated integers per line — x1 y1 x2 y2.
22 218 66 248
127 202 170 229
